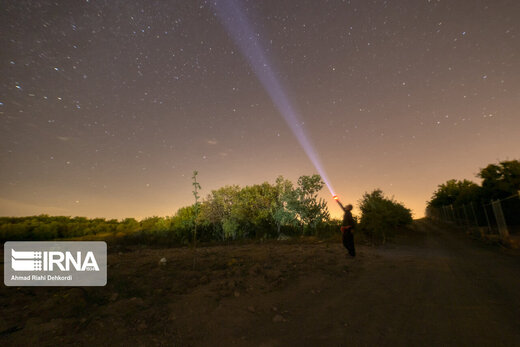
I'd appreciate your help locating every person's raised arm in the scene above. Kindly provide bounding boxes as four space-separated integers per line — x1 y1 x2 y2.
335 198 346 211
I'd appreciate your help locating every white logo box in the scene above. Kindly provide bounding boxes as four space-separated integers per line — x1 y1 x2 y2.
4 241 107 286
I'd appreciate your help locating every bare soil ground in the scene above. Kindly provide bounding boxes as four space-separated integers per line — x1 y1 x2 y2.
1 220 520 346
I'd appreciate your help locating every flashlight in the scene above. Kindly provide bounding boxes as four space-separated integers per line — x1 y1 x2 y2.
333 195 339 200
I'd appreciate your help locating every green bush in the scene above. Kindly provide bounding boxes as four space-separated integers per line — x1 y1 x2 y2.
358 189 413 243
0 175 340 245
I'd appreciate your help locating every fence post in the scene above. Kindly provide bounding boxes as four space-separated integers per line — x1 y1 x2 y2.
482 202 492 233
463 204 470 227
491 199 509 239
455 205 461 225
470 202 479 227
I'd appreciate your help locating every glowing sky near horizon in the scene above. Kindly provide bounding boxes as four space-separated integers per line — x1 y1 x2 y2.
0 0 519 220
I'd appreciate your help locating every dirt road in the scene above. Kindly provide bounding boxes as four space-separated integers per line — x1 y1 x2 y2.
289 220 520 346
1 220 520 346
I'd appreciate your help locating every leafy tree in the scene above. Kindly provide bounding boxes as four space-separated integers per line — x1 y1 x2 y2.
116 218 140 234
141 216 170 233
0 175 343 243
222 217 240 240
359 189 412 243
233 182 277 238
295 174 330 234
199 183 277 239
271 176 299 234
478 160 520 200
171 205 196 244
428 179 481 208
198 185 241 239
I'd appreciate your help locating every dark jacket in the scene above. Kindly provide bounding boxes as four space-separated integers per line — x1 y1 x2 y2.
342 210 355 228
337 201 355 228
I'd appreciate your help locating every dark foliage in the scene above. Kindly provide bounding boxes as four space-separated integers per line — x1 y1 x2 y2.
0 175 335 244
358 189 413 243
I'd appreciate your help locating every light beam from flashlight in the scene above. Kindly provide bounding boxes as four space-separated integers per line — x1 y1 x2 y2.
212 0 336 196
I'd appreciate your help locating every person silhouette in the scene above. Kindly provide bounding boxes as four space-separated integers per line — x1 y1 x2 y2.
335 197 356 257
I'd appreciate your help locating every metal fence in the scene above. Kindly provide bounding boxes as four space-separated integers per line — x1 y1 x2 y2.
427 192 520 241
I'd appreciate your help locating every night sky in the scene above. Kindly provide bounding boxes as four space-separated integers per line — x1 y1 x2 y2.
1 0 519 220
